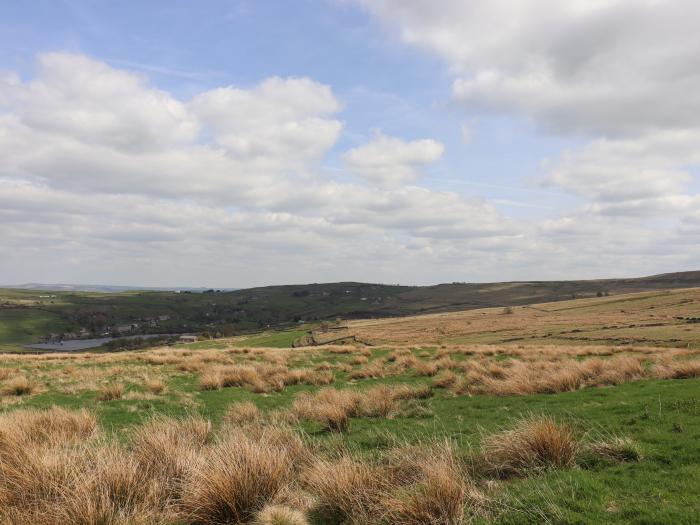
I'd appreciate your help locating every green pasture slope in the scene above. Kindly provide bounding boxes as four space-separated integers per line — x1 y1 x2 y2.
3 340 700 523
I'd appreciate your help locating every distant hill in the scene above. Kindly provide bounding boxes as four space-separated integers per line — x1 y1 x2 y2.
2 283 238 293
1 271 700 351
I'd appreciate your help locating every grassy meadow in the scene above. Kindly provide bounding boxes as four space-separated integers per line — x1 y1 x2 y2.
1 290 700 523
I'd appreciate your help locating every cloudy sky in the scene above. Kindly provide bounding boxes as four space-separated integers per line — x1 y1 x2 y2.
1 0 699 287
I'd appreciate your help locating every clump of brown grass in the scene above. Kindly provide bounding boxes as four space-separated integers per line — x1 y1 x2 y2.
0 367 16 380
293 386 417 430
97 382 124 401
382 442 486 525
585 437 642 463
391 384 433 400
414 361 439 377
303 455 385 524
349 355 368 366
654 359 700 379
597 356 645 385
293 389 358 432
480 416 578 478
358 385 399 418
223 401 261 425
1 375 35 396
254 505 309 525
56 445 166 524
179 430 296 524
347 361 385 380
0 406 98 447
144 377 166 394
432 370 457 389
199 370 223 390
131 415 211 496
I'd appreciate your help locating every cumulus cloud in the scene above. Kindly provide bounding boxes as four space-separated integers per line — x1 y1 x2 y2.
355 0 700 135
15 53 198 152
0 53 528 285
190 77 342 167
342 133 443 187
354 0 700 220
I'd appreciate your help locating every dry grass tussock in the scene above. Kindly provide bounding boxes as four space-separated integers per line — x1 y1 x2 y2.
180 429 299 524
653 358 700 379
97 382 124 401
479 415 578 478
293 385 431 432
223 401 262 425
144 377 166 394
198 363 334 393
0 407 640 525
254 505 309 525
381 442 488 525
584 436 643 463
448 354 657 396
1 375 35 396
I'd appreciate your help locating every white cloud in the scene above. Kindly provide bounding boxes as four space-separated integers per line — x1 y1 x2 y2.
354 0 700 219
355 0 700 135
16 53 198 152
0 53 530 285
190 77 342 168
342 133 443 187
3 50 698 285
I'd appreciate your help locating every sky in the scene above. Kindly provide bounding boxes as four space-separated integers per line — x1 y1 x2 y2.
1 0 699 287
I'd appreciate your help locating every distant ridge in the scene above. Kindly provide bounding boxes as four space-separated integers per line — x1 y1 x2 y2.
1 283 238 293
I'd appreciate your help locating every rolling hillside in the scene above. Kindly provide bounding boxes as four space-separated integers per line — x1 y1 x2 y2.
1 271 700 351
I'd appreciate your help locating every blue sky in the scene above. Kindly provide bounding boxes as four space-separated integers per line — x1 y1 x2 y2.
1 1 699 286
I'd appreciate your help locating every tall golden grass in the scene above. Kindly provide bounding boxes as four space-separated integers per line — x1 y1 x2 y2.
480 416 578 478
0 407 640 524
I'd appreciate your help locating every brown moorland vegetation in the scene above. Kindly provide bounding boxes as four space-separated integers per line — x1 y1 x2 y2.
332 287 700 348
0 406 638 524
